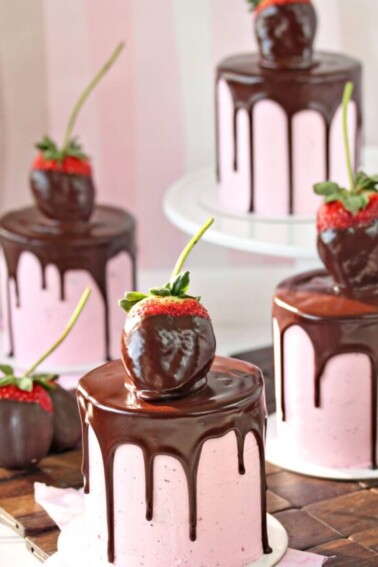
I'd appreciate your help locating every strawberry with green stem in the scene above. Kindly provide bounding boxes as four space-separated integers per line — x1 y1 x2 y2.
315 82 378 289
119 218 216 401
30 42 124 223
0 289 90 469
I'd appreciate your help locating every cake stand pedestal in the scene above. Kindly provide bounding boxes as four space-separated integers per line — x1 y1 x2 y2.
163 166 320 273
266 413 378 481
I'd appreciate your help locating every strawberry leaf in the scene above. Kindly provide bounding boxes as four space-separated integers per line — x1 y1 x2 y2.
32 374 59 390
314 182 342 196
0 364 14 376
149 287 171 297
16 377 33 392
171 271 190 296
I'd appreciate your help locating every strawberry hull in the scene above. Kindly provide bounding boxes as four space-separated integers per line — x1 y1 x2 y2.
255 2 317 70
0 400 53 469
318 220 378 289
30 169 95 222
121 314 216 401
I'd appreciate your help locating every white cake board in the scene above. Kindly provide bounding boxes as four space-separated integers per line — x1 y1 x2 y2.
266 414 378 481
46 514 288 567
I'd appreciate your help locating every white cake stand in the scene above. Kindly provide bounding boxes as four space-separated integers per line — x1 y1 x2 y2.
266 414 378 481
44 513 288 567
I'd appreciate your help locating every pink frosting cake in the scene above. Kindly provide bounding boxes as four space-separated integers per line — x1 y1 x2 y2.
0 205 136 370
215 0 362 217
273 270 378 470
77 356 271 566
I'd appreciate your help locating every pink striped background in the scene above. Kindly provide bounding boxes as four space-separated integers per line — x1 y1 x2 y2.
0 0 376 268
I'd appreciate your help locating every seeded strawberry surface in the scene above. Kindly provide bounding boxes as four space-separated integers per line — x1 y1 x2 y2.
317 194 378 232
128 298 211 322
0 384 53 413
32 154 92 177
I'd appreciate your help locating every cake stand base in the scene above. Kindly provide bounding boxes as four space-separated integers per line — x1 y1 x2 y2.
266 414 378 481
45 514 288 567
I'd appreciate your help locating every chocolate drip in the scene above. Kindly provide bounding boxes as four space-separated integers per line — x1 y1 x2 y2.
273 270 378 468
216 52 362 214
0 205 136 361
77 356 271 563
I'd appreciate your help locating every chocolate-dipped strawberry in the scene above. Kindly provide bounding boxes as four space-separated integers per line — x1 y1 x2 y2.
30 42 124 223
249 0 317 70
315 82 378 290
0 289 90 469
119 218 216 401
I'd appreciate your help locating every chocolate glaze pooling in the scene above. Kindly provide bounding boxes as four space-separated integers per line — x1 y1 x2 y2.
255 2 317 70
215 52 362 214
77 356 271 563
0 205 136 360
318 221 378 290
30 170 95 222
273 270 378 468
121 314 216 401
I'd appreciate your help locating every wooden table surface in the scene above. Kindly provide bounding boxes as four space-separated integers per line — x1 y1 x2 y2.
0 347 378 566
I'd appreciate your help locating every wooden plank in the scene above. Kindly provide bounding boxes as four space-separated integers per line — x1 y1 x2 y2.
305 491 378 537
0 493 56 536
310 539 378 566
273 509 342 550
267 471 361 508
25 529 60 561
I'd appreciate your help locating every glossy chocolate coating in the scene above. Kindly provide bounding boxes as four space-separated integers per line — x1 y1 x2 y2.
0 205 137 361
0 400 53 469
121 314 216 401
215 52 362 214
273 269 378 468
255 2 317 70
49 386 81 452
77 356 271 563
30 170 95 222
318 221 378 289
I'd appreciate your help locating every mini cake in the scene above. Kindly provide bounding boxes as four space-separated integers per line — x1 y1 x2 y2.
0 43 136 370
272 83 378 470
77 219 272 566
216 0 363 216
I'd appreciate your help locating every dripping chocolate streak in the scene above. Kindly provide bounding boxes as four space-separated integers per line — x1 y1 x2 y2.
0 205 136 360
215 52 362 214
273 270 378 469
77 356 271 563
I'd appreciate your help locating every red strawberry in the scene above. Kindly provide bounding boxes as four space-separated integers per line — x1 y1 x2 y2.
252 0 316 71
32 153 92 177
314 82 378 289
119 219 216 401
0 383 53 413
30 42 124 223
0 376 54 469
317 195 378 232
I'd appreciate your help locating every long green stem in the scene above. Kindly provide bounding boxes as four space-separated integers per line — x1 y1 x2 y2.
171 217 215 281
342 81 355 192
63 42 125 149
23 288 91 376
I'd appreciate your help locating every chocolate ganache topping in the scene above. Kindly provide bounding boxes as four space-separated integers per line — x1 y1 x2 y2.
77 356 271 563
273 270 378 469
0 205 136 361
254 0 317 70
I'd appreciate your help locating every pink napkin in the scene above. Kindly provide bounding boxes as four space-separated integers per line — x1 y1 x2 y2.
34 482 84 530
34 484 328 566
279 548 328 566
